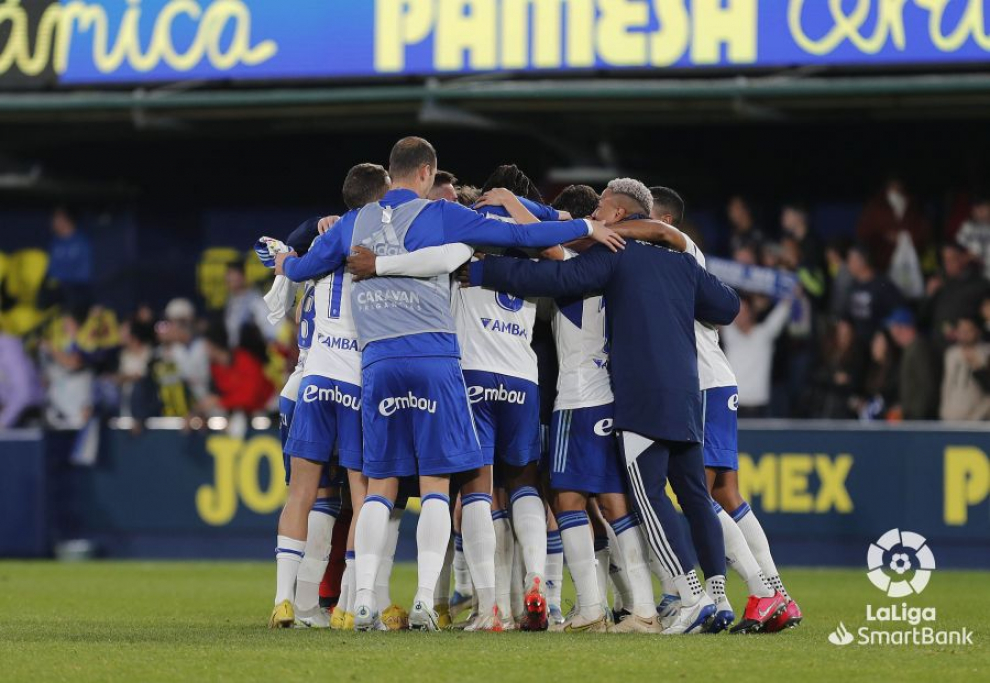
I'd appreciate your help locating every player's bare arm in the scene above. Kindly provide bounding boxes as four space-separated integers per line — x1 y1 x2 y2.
611 219 687 252
346 245 377 281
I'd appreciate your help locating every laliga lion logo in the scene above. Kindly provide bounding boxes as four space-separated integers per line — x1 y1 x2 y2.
866 528 935 598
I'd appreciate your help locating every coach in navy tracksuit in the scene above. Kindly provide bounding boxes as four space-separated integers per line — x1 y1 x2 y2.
469 239 739 602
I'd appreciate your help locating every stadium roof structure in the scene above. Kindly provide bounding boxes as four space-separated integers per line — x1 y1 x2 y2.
2 71 990 126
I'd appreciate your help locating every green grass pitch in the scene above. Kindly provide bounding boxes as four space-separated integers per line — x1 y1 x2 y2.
0 562 986 683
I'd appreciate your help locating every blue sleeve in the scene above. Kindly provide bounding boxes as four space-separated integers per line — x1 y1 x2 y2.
476 245 617 298
285 217 321 256
440 200 587 248
282 216 350 282
519 197 559 221
694 262 740 326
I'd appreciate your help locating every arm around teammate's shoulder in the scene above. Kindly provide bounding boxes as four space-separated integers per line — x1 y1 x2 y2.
694 263 740 326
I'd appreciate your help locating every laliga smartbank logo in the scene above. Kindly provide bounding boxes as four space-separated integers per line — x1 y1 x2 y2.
828 529 973 647
866 528 934 597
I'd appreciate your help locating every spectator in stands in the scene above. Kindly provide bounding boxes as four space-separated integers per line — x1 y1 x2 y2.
428 170 457 202
855 330 899 421
955 195 990 279
40 310 94 429
921 242 990 351
726 195 766 257
856 177 931 272
199 322 273 417
722 295 793 417
0 330 44 428
826 239 854 318
224 262 274 345
845 245 904 344
886 308 938 420
808 318 864 419
45 206 93 311
780 203 826 305
940 317 990 421
158 298 210 404
116 318 156 421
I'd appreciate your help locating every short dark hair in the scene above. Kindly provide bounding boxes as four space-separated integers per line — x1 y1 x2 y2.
342 163 390 210
433 170 457 188
388 136 437 180
552 185 599 219
649 186 685 226
481 164 542 203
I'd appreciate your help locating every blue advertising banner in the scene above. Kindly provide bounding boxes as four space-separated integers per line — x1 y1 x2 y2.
3 423 989 566
0 1 988 86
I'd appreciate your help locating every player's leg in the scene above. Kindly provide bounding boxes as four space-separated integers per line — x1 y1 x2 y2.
456 466 497 628
294 481 343 627
620 432 714 635
491 485 515 627
319 505 350 613
434 530 455 628
713 470 798 632
353 476 399 630
332 468 365 629
544 510 565 625
450 494 475 618
496 374 549 630
272 457 323 628
599 492 661 632
552 490 607 631
409 357 486 631
405 475 452 630
504 463 548 631
378 492 408 630
587 500 612 613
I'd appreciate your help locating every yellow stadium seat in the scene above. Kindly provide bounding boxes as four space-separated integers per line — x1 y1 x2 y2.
7 249 48 304
0 305 47 337
197 247 241 310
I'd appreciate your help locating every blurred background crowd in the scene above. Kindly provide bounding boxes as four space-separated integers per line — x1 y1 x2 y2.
3 176 990 432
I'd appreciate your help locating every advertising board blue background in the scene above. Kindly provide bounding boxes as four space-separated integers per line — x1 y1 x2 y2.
1 1 988 86
2 423 988 567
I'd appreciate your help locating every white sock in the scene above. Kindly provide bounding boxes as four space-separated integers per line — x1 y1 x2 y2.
706 574 727 607
673 570 705 607
492 508 514 620
275 535 306 605
558 511 603 620
375 506 403 611
414 493 451 607
604 522 632 613
339 552 355 613
650 551 677 597
435 536 453 606
593 535 610 611
295 497 341 612
732 501 788 598
716 507 774 598
611 515 656 619
452 533 474 597
354 495 392 614
509 486 547 587
546 530 564 608
511 533 525 618
461 494 496 615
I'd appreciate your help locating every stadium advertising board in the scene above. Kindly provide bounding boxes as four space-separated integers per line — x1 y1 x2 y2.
2 425 988 565
0 0 988 88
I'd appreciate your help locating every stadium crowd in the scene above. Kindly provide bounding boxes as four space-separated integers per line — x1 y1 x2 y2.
2 182 990 430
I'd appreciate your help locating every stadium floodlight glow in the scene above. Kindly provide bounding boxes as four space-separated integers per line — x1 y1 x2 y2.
251 416 272 431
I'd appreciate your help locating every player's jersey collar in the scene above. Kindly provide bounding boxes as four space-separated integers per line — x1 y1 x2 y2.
381 188 420 207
